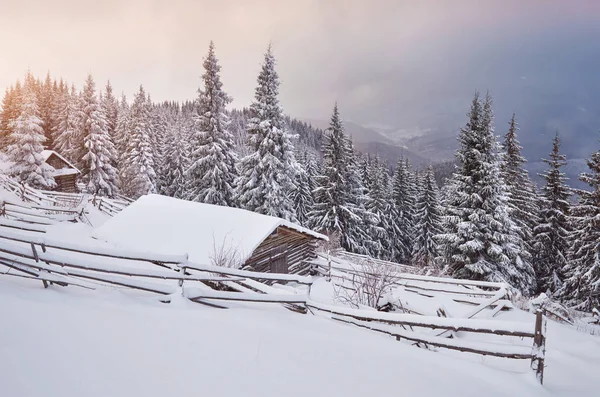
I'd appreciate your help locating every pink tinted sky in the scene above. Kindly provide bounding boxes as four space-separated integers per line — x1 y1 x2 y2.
0 0 598 120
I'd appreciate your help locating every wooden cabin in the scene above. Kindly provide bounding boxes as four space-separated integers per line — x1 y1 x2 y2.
41 150 80 193
93 194 328 274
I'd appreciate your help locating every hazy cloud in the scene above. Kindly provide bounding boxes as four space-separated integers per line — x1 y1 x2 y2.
1 0 599 136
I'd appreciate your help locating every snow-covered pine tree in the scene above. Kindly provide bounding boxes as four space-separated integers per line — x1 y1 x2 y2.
365 156 402 260
0 83 21 150
6 74 55 189
412 165 443 268
186 41 237 206
559 146 600 310
436 92 535 293
344 135 381 255
121 86 157 198
53 84 81 162
292 162 314 227
79 75 119 196
501 114 538 275
162 112 190 199
392 157 416 263
38 72 56 149
235 45 299 220
310 104 374 254
113 93 130 171
101 81 119 149
533 133 571 295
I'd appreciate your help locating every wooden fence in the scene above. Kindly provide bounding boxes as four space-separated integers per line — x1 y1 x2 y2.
0 180 546 384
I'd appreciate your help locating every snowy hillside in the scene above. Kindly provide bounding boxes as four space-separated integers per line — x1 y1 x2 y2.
1 276 599 397
0 180 597 396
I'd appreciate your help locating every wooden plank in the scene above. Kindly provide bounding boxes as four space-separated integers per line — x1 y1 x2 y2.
306 300 534 337
333 317 534 360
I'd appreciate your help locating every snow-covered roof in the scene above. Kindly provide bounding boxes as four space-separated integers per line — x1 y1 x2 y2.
41 150 80 173
92 194 327 265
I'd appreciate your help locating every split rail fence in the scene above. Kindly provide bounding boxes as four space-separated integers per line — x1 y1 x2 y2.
0 177 546 384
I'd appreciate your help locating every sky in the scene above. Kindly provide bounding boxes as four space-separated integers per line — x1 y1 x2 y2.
1 0 600 144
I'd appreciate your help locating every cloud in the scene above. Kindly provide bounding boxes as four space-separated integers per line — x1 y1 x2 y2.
0 0 599 134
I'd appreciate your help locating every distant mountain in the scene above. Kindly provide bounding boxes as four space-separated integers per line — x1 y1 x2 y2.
302 118 431 167
302 118 394 145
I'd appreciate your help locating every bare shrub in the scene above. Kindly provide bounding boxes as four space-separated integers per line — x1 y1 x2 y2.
334 257 401 309
317 231 343 255
209 232 243 269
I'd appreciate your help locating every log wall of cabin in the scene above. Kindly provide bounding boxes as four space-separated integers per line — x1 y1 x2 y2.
243 226 319 274
55 175 78 193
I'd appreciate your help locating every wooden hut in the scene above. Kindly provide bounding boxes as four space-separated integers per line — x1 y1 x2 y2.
93 194 328 274
41 150 80 193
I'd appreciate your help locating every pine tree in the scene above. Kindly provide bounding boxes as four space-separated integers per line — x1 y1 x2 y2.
38 72 56 148
559 146 600 310
501 114 538 266
0 83 22 150
310 104 373 253
365 156 402 260
6 74 55 189
186 42 237 206
236 45 299 220
392 157 416 262
79 75 119 196
412 166 443 267
101 81 119 147
53 84 81 162
122 86 156 198
162 112 190 199
292 163 314 227
114 93 130 170
533 133 571 294
437 93 535 293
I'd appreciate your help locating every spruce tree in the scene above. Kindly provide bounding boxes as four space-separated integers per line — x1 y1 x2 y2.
437 93 535 293
162 113 190 199
533 133 571 294
186 42 237 206
122 86 157 198
79 75 119 196
392 157 416 262
114 93 130 170
365 156 401 260
412 166 443 267
559 146 600 310
310 104 372 253
37 72 57 149
101 81 119 147
6 74 55 189
236 45 299 220
501 114 538 265
53 84 81 162
0 84 21 150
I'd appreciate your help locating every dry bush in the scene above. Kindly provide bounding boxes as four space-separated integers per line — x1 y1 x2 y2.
334 257 401 309
317 231 343 255
209 233 243 269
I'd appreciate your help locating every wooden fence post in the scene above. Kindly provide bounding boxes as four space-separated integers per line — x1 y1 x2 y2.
327 252 332 282
179 266 186 297
531 309 546 385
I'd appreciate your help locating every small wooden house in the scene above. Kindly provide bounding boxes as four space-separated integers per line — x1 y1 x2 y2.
41 150 80 193
93 195 328 274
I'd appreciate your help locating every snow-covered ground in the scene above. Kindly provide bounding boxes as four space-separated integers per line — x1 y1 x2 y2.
0 182 597 396
1 276 598 397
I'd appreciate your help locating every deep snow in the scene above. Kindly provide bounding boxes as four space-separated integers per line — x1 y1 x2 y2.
1 277 598 397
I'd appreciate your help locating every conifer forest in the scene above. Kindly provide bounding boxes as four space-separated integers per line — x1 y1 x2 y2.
1 42 599 312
